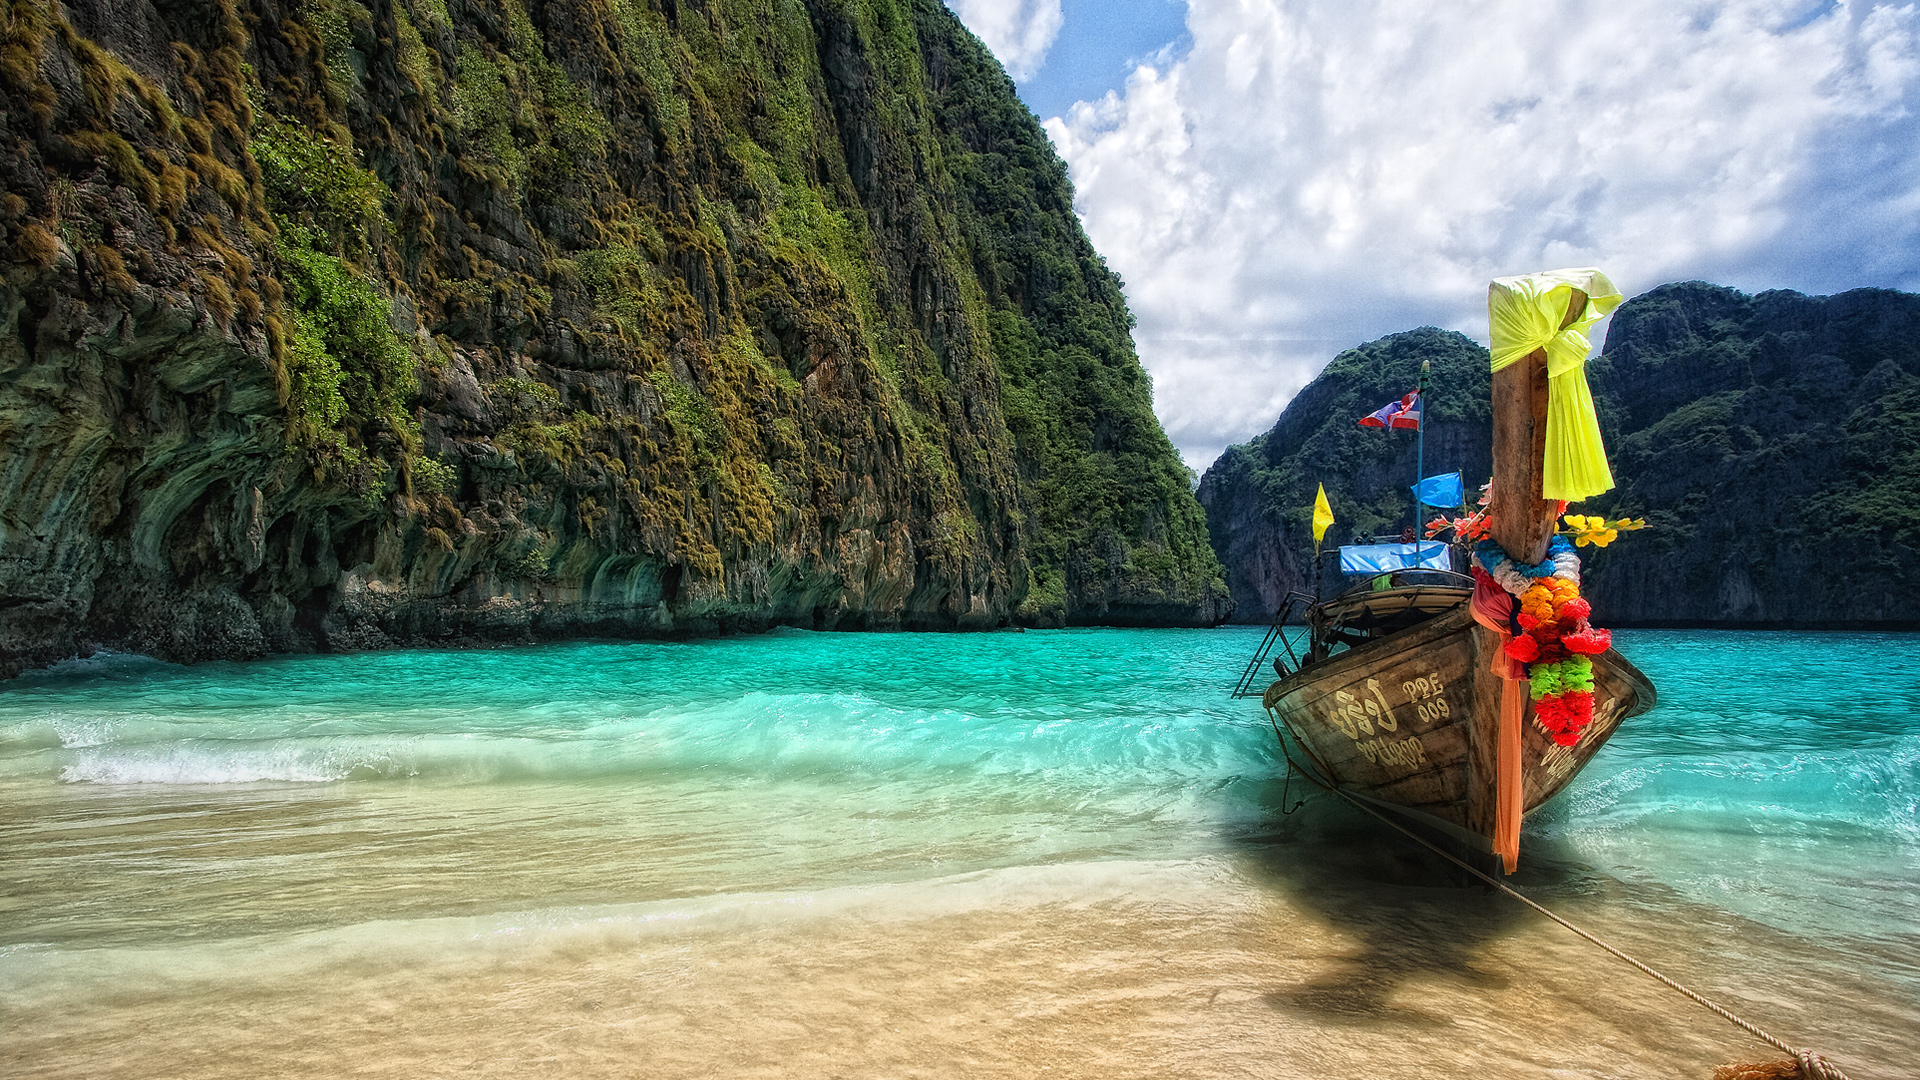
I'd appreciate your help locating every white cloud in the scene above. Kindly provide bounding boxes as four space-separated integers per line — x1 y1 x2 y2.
1044 0 1920 471
949 0 1065 81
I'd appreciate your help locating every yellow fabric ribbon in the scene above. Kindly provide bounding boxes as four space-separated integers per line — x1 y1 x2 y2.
1487 268 1624 502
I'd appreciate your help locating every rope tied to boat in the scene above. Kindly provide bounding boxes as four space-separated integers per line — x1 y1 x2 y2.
1265 710 1307 816
1799 1050 1848 1079
1268 729 1858 1080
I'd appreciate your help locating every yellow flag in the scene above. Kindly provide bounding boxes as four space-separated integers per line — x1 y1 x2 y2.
1311 484 1334 552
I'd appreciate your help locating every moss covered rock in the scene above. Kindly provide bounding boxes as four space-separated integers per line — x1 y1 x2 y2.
0 0 1227 675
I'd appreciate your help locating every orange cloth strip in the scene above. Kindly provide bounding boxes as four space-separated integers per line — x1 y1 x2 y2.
1496 678 1524 874
1470 568 1527 874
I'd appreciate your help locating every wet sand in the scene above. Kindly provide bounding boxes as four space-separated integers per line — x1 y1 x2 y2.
6 841 1913 1079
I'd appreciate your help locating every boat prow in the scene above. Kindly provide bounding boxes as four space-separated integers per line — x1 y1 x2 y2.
1248 272 1662 867
1261 589 1655 855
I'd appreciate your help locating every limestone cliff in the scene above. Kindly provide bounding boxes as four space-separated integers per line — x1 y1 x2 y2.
0 0 1229 676
1575 282 1920 625
1195 328 1493 622
1197 283 1920 628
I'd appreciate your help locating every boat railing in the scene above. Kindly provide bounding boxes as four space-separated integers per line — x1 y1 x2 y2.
1230 590 1318 698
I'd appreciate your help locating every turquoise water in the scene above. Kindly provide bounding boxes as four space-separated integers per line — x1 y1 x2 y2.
1 628 1915 1078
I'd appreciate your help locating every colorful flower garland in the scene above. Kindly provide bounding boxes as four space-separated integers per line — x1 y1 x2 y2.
1471 535 1613 746
1561 513 1647 548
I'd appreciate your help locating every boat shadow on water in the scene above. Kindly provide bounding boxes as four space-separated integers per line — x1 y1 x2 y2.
1223 776 1621 1028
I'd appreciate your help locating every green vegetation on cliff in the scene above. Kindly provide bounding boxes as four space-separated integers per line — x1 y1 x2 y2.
913 0 1225 624
1198 283 1920 627
1196 329 1493 619
1575 282 1920 624
0 0 1225 673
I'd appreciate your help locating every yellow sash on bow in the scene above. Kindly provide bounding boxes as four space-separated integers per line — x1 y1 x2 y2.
1487 268 1624 502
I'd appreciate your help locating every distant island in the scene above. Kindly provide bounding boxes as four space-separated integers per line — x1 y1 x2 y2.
0 0 1228 678
1198 281 1920 628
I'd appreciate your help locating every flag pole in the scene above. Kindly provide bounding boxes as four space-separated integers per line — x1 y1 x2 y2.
1311 483 1334 602
1414 360 1430 545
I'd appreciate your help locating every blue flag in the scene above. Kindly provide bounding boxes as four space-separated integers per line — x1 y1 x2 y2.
1339 542 1451 574
1411 471 1464 508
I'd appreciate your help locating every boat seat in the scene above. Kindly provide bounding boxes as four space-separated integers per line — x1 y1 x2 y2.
1317 584 1471 636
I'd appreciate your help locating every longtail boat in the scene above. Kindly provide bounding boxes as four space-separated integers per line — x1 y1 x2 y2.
1246 269 1658 872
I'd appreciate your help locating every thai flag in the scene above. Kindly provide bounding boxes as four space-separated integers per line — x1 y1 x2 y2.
1358 391 1421 430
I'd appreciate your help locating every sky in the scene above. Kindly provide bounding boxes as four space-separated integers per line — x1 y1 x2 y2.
945 0 1920 473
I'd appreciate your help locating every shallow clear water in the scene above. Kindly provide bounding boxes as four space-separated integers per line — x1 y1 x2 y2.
0 628 1914 1078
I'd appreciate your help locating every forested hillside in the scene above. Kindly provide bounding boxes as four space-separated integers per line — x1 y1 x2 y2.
1198 283 1920 627
1196 328 1490 620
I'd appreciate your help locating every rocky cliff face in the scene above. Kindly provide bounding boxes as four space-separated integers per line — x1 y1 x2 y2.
1195 328 1493 622
1197 283 1920 627
0 0 1228 677
1576 282 1920 625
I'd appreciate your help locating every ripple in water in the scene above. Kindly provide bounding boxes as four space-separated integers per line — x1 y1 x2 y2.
0 628 1914 1078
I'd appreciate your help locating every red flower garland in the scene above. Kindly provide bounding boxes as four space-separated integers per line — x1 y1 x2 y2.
1478 541 1612 747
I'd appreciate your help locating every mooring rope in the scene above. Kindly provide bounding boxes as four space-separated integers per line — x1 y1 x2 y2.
1264 710 1308 815
1319 784 1853 1079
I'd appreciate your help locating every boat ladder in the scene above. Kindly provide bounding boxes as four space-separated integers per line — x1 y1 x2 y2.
1229 591 1317 698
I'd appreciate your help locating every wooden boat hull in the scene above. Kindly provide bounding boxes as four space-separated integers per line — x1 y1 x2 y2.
1262 600 1656 852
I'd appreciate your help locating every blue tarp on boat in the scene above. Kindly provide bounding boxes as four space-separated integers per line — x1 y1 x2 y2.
1338 541 1451 574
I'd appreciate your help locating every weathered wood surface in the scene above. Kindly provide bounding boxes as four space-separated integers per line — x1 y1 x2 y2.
1317 584 1469 630
1264 596 1655 846
1267 607 1478 825
1488 287 1587 565
1522 650 1651 808
1464 624 1508 844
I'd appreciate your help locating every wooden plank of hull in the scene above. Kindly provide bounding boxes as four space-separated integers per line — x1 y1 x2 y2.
1488 287 1587 567
1521 645 1655 810
1266 606 1481 829
1264 603 1657 848
1464 624 1506 844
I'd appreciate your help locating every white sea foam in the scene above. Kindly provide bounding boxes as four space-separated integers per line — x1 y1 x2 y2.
13 677 1276 794
1550 733 1920 839
57 737 418 784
